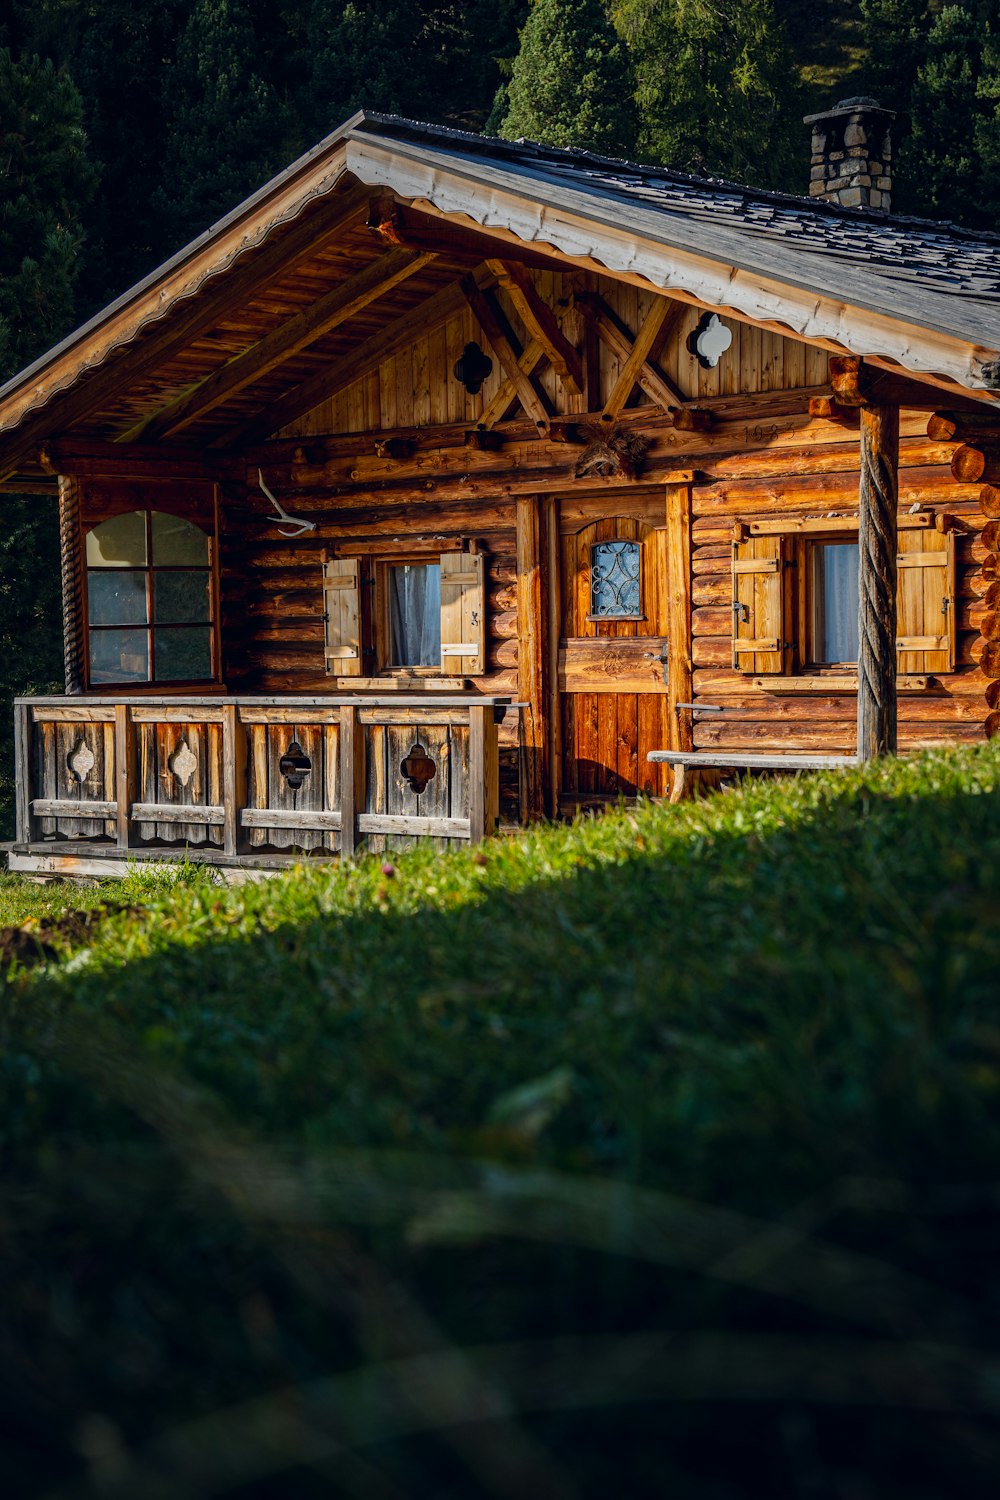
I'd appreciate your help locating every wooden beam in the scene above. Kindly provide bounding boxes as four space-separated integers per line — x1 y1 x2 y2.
228 268 496 446
577 292 685 410
57 475 85 694
666 480 693 789
478 338 545 429
602 298 683 422
857 403 899 761
41 436 236 481
0 186 371 483
516 495 549 820
125 248 436 443
831 356 990 414
368 197 578 275
486 260 583 395
463 276 552 433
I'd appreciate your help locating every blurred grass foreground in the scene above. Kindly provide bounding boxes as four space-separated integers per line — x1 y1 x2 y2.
2 742 1000 1498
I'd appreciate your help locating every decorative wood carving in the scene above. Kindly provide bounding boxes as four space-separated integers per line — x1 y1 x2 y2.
67 738 95 783
169 739 198 789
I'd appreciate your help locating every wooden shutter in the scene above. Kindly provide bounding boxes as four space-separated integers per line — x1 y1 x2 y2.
896 528 955 674
323 557 361 676
439 551 485 676
732 535 786 673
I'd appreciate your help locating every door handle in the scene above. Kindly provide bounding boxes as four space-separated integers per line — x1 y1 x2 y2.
642 643 670 684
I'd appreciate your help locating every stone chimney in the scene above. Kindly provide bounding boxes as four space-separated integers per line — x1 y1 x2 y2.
803 96 895 212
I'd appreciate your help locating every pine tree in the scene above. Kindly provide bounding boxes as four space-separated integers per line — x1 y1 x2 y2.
975 19 1000 220
614 0 800 190
901 4 984 220
155 0 294 253
498 0 637 157
0 49 96 822
858 0 932 122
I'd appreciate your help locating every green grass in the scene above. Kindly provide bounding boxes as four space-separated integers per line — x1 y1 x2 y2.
3 744 1000 1497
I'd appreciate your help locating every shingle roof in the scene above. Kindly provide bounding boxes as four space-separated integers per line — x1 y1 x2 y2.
352 113 1000 351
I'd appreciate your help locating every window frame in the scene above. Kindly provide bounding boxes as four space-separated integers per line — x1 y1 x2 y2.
83 509 221 690
373 553 445 677
797 533 861 671
587 537 645 623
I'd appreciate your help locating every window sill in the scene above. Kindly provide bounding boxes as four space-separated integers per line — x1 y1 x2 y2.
751 674 930 693
328 675 473 691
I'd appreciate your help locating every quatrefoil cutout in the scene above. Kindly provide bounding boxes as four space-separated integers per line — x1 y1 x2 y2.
67 738 95 783
168 739 198 789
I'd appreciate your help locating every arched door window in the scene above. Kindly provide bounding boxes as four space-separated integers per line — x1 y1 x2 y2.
590 538 642 620
85 511 215 685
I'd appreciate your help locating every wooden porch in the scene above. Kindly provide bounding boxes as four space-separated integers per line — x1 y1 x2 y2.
10 694 508 879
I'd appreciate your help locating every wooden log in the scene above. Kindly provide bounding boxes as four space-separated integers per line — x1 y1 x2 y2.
489 608 518 641
516 495 548 820
808 396 859 424
982 520 1000 553
927 411 1000 444
857 404 899 760
980 640 1000 678
987 679 1000 710
982 485 1000 520
671 407 715 432
986 711 1000 738
487 260 583 395
951 444 1000 485
979 611 1000 642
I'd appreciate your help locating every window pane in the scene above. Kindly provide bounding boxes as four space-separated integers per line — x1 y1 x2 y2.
388 564 441 667
154 627 213 681
153 569 211 624
89 628 150 683
151 512 209 566
87 569 149 626
591 540 641 618
813 544 859 663
86 512 147 567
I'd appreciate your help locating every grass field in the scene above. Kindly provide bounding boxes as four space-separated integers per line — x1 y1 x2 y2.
2 743 1000 1497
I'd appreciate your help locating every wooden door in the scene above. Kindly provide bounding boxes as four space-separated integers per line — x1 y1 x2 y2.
559 512 670 806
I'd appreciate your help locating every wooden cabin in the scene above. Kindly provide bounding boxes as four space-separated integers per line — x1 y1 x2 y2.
1 104 999 878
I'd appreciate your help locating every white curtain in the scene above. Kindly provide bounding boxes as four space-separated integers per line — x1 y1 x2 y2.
389 563 441 667
813 544 859 664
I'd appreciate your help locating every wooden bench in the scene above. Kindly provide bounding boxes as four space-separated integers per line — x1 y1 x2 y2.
647 750 861 803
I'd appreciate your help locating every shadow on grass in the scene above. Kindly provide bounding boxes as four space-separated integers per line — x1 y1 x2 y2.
4 768 1000 1499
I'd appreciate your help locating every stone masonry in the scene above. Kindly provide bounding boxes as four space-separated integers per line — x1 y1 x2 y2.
803 97 895 213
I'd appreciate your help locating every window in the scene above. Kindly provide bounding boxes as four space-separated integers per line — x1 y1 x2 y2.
731 523 956 679
387 563 441 666
86 511 215 685
809 542 859 664
323 550 486 679
590 539 642 620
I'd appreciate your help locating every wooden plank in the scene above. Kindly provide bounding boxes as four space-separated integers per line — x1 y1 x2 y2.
356 813 471 837
114 704 136 850
468 703 498 842
130 802 225 825
462 276 551 432
338 703 362 856
31 798 117 819
439 552 486 676
559 637 670 694
240 808 342 830
578 293 685 410
14 703 33 846
128 248 436 441
222 702 246 857
666 481 693 791
545 495 562 811
487 260 583 394
648 751 860 768
602 298 683 422
235 269 494 446
516 495 547 818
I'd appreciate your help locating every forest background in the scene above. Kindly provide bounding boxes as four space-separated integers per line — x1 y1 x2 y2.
0 0 998 801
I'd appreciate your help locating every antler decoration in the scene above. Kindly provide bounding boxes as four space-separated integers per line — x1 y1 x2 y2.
258 469 316 539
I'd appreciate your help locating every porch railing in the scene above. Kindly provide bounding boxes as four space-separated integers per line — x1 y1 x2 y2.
14 694 507 863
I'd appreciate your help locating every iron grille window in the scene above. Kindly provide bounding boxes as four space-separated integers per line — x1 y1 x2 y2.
590 539 641 619
85 511 216 685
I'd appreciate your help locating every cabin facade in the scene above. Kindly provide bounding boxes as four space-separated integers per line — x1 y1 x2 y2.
1 107 999 877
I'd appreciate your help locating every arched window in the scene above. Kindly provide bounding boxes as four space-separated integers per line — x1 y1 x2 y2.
590 539 641 620
85 511 216 685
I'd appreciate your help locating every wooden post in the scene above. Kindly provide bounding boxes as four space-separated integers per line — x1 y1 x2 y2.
857 404 899 760
468 704 499 844
14 702 32 846
57 474 85 694
114 703 136 850
338 703 363 857
221 703 246 857
516 494 549 820
545 495 562 813
665 480 694 795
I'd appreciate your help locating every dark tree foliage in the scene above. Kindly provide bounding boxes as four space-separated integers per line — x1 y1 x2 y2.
860 0 1000 226
614 0 802 190
153 0 297 255
498 0 637 157
0 49 96 821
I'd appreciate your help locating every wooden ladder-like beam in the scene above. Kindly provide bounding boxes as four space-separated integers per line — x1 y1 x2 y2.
485 259 583 396
462 276 552 433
